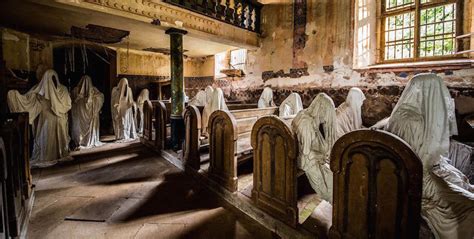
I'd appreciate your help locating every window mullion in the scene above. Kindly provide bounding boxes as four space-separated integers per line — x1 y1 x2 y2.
414 0 421 60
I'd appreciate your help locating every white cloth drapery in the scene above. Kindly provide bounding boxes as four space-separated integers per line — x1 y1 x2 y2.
292 93 338 203
336 87 366 137
189 86 214 107
279 93 303 117
71 75 104 149
136 89 150 134
7 69 72 167
201 88 228 135
258 87 276 108
111 78 137 141
386 73 474 239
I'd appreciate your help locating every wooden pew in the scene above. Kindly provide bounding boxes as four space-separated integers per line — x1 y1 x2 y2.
140 100 154 147
251 118 423 237
140 100 168 152
251 115 300 227
208 107 278 192
329 129 422 239
0 137 8 238
0 113 33 237
182 103 259 170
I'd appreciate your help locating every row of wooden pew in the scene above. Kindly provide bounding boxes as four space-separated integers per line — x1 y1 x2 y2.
140 101 424 238
1 113 34 238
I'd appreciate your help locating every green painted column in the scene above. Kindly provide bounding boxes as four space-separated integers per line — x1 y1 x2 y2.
165 28 187 150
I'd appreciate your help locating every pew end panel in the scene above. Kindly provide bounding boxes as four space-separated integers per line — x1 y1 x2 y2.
154 101 168 151
141 100 154 147
329 129 423 239
251 115 300 227
183 105 202 170
208 110 239 192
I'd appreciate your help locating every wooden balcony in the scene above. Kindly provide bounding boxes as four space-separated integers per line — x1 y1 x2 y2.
163 0 262 33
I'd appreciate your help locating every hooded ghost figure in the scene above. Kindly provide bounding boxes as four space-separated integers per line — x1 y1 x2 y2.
136 89 150 134
258 87 276 108
189 86 214 107
336 87 366 137
279 93 304 117
292 93 338 203
7 69 72 167
111 78 137 141
201 88 228 136
71 75 104 148
386 73 474 239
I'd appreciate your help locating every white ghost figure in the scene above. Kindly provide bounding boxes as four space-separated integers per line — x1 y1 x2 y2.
279 92 304 117
136 89 150 134
258 87 276 108
7 69 72 167
201 88 228 136
292 93 338 203
387 73 474 239
189 86 214 107
71 75 104 149
336 87 366 137
111 78 137 141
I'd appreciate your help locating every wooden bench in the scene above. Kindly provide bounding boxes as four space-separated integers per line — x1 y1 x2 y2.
208 107 278 192
329 129 423 239
182 103 259 170
140 100 168 152
251 117 423 237
0 113 33 237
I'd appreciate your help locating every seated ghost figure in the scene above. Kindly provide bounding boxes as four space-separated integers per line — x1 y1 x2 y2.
201 88 228 136
7 69 72 167
279 92 303 117
387 73 474 239
292 93 338 203
189 86 214 107
71 75 104 148
258 87 276 108
136 89 150 134
336 87 366 137
111 78 137 141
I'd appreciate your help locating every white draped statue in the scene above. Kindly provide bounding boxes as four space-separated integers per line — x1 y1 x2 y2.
7 69 72 167
71 75 104 149
189 86 214 107
201 88 228 136
111 78 137 141
258 87 276 108
279 93 303 117
336 87 366 137
292 93 338 203
136 89 150 134
386 73 474 239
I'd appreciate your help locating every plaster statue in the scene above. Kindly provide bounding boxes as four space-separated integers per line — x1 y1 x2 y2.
111 78 137 141
201 88 228 136
71 75 104 149
136 89 150 134
386 73 474 239
189 86 214 107
279 92 303 117
7 69 72 167
336 87 366 137
258 87 276 108
292 93 338 203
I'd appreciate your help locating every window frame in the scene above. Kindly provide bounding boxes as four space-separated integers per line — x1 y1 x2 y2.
378 0 464 63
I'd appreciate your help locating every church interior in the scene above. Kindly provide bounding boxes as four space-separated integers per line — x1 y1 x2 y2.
0 0 473 238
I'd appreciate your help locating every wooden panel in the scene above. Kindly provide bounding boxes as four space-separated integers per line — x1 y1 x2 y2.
141 100 153 143
154 101 168 151
251 115 299 227
208 110 238 192
231 107 278 119
183 105 202 170
227 103 258 110
329 129 423 239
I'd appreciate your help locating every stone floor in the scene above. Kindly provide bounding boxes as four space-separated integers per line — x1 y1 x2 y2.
27 140 277 239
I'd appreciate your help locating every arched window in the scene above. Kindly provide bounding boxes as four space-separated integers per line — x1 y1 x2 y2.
380 0 461 61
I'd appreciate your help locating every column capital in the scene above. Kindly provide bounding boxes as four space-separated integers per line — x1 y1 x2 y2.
165 28 188 35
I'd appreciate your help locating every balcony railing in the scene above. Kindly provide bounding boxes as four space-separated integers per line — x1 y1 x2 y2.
163 0 262 33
